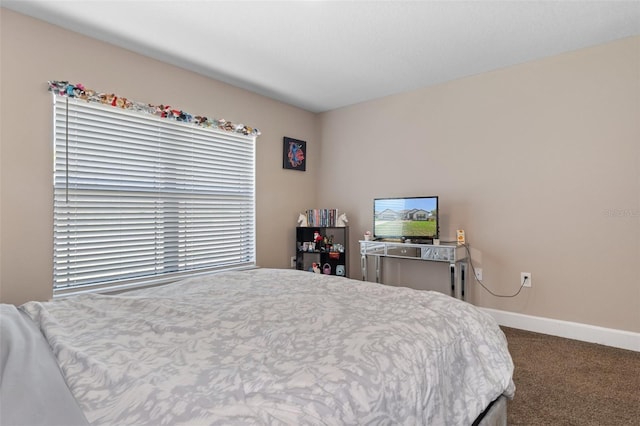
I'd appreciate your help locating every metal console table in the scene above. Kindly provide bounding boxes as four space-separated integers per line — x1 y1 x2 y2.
360 240 468 300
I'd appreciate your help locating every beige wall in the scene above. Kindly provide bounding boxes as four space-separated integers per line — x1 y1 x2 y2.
319 36 639 333
0 9 319 304
2 9 638 334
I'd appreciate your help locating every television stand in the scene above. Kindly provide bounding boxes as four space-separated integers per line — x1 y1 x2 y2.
359 240 468 300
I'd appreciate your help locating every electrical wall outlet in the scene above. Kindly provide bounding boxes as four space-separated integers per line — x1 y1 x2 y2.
290 256 297 268
521 272 532 287
475 268 482 281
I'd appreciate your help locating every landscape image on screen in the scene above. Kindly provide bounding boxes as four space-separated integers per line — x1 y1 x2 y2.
374 197 438 239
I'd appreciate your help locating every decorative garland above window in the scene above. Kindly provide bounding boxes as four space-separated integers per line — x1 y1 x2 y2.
47 81 260 136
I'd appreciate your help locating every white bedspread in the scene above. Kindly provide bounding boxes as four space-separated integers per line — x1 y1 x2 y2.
21 268 514 425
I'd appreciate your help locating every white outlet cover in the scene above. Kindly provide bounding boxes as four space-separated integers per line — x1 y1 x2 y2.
475 268 482 280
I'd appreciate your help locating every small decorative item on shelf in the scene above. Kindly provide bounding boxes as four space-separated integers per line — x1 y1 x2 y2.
297 213 308 227
322 263 332 274
364 231 372 241
336 213 348 227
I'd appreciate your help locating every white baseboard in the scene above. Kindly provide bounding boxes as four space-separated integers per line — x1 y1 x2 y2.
481 308 640 352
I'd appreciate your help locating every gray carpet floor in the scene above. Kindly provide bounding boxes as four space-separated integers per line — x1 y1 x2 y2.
502 326 640 425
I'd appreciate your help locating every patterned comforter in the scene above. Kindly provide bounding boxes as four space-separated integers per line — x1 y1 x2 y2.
21 268 515 425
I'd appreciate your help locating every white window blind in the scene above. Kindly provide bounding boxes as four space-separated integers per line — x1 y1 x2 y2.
53 96 256 294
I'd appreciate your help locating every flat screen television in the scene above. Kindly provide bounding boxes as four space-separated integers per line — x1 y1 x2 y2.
373 196 439 242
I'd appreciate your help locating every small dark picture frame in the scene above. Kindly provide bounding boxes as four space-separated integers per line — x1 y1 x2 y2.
283 137 306 171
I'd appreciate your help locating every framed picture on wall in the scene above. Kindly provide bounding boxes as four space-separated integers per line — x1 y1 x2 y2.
283 137 306 171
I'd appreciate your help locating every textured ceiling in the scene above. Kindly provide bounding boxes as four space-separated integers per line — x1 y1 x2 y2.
4 1 640 112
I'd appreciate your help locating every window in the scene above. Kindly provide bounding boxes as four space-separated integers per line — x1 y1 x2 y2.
53 96 256 295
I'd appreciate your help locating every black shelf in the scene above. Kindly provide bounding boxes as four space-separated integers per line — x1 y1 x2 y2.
296 226 349 277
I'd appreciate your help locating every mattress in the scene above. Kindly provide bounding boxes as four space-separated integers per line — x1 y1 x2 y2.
10 268 514 425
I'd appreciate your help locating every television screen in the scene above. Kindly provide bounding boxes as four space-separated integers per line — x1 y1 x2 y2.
373 196 439 241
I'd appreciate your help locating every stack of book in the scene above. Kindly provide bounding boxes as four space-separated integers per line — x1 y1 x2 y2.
306 209 339 227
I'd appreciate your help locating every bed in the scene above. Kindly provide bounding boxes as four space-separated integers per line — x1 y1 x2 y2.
1 268 514 425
